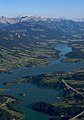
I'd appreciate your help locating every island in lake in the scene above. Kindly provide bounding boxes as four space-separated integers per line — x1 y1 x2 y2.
0 16 84 120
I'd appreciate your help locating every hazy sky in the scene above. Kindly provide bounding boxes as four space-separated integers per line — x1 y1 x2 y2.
0 0 84 18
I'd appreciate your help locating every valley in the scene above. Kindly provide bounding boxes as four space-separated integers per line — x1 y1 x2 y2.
0 42 58 73
0 16 84 120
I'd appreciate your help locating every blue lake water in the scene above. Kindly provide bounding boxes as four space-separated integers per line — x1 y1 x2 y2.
0 43 84 120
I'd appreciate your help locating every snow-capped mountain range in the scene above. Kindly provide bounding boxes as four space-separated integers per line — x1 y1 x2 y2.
0 16 84 25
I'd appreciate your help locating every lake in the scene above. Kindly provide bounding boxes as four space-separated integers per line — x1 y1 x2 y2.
0 43 84 120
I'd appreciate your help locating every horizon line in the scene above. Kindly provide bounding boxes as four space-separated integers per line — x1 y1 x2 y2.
0 15 84 20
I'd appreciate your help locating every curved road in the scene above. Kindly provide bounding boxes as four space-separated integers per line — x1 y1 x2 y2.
62 79 84 97
62 79 84 120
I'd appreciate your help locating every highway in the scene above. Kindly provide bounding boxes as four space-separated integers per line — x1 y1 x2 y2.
69 111 84 120
62 79 84 120
62 79 84 97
